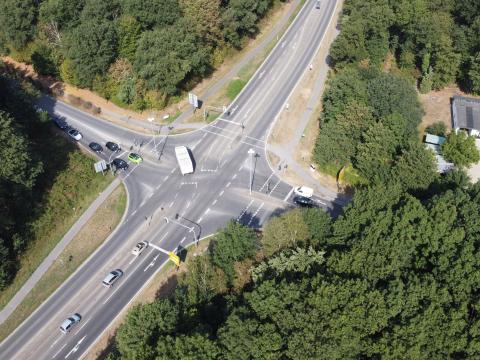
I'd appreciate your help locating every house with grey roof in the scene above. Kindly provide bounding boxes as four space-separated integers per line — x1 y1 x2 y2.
452 96 480 137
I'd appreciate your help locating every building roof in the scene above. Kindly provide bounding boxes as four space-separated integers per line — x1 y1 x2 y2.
425 133 446 146
452 96 480 131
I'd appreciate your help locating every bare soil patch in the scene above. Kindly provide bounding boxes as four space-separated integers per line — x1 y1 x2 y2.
418 86 470 133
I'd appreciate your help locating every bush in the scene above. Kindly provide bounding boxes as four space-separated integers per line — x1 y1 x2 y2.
442 131 480 167
425 122 447 137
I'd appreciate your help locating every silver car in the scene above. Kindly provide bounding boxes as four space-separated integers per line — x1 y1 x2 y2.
102 269 123 287
60 313 81 334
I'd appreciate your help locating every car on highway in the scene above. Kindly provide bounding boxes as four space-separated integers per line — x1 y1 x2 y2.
89 142 103 153
315 0 321 9
111 158 129 171
68 129 82 141
128 153 143 164
293 196 315 207
102 269 123 287
59 313 81 334
106 141 121 152
132 241 148 256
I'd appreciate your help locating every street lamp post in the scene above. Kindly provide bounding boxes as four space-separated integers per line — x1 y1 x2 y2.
248 148 255 195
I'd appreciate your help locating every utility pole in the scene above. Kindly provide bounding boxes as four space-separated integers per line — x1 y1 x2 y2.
248 148 255 195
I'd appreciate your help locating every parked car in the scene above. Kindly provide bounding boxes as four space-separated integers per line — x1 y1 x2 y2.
112 158 129 171
59 313 81 334
293 196 315 207
68 129 82 141
132 241 148 256
102 269 123 288
89 142 103 153
53 117 68 130
128 153 143 164
106 141 121 152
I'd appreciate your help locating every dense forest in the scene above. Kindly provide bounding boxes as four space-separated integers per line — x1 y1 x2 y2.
330 0 480 94
0 63 108 290
314 0 480 183
107 172 480 359
0 0 280 110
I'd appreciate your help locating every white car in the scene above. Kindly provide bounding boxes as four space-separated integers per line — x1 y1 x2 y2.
132 241 148 256
68 129 82 141
60 313 81 334
102 269 123 287
294 186 314 198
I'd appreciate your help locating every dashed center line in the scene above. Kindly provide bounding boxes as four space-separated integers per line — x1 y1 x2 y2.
212 199 217 205
226 182 231 188
219 190 224 196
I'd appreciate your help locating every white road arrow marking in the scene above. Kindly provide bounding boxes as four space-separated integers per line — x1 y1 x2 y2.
64 336 86 359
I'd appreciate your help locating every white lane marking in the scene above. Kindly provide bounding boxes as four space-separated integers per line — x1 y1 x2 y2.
170 168 176 174
237 199 254 221
216 117 242 125
204 208 211 216
128 257 136 265
122 164 139 181
50 335 63 348
200 128 263 150
283 187 295 202
238 164 244 171
219 190 224 196
77 318 91 333
197 216 203 223
164 175 169 181
64 335 86 359
186 200 191 209
232 174 237 180
174 193 178 199
258 172 275 192
169 201 174 208
226 182 231 188
180 236 186 244
201 132 207 139
212 199 217 205
248 202 264 226
52 343 66 359
269 179 282 195
143 253 160 272
131 209 137 216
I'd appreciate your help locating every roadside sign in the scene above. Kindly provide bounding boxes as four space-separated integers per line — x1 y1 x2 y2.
94 160 107 174
188 92 199 108
169 252 180 266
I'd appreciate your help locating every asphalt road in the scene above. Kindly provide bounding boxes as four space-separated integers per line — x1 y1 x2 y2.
0 1 340 359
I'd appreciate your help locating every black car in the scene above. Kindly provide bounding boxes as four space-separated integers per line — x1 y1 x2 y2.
89 142 103 153
293 196 315 207
53 117 68 130
112 158 129 170
106 142 121 152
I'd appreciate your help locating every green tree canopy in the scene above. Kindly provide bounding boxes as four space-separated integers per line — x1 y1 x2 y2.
0 0 38 49
442 131 480 167
134 19 210 95
65 20 118 87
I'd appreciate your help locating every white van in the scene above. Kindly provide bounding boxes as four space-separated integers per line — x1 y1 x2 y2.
294 186 314 198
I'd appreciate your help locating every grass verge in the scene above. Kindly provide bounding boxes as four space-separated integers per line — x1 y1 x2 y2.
0 184 127 342
0 151 114 313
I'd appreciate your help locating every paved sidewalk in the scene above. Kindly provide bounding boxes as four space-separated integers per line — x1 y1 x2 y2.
0 178 121 324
